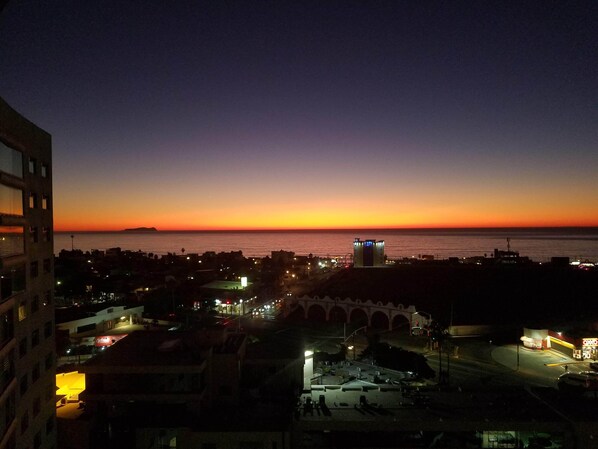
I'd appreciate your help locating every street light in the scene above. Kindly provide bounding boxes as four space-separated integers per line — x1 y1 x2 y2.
348 345 356 360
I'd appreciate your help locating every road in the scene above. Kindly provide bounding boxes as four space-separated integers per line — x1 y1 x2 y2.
236 313 583 391
377 329 578 390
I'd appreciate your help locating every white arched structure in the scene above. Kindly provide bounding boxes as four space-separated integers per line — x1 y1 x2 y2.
284 295 430 331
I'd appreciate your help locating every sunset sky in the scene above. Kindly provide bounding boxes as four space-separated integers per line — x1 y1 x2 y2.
0 1 596 231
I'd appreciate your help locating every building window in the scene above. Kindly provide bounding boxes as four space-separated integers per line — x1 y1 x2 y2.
0 184 23 216
0 140 23 178
34 430 41 449
43 291 51 307
32 363 40 383
30 226 38 244
33 396 41 417
31 295 39 313
41 195 49 210
30 261 38 278
20 411 28 435
0 310 14 351
0 265 25 303
46 415 54 435
28 192 37 209
0 349 15 393
32 329 40 347
4 392 16 432
19 337 27 358
41 164 48 178
28 158 36 174
45 382 53 401
19 374 28 396
43 258 51 274
0 226 24 258
18 301 27 321
44 321 53 338
42 227 51 242
44 352 53 371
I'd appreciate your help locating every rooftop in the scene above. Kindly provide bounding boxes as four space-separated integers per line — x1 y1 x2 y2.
55 302 135 324
201 280 251 290
82 330 208 369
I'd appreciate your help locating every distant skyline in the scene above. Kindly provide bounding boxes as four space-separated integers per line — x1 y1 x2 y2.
1 1 597 231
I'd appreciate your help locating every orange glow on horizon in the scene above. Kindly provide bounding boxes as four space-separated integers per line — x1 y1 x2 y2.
52 147 598 233
54 216 598 232
53 185 598 232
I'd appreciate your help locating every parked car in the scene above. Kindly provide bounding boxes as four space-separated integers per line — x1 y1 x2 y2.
410 326 429 337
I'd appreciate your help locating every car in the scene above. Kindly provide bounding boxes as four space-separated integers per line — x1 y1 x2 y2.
589 361 598 372
558 371 598 392
410 326 429 337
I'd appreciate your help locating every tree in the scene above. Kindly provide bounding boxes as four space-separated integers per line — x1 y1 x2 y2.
429 320 450 385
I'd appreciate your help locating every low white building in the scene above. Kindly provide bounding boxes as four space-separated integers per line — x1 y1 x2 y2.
56 304 144 338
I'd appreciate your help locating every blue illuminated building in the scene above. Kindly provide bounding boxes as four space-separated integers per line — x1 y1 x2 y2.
353 238 385 267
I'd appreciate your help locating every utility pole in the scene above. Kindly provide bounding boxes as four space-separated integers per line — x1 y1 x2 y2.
516 328 520 370
438 335 443 384
445 338 450 386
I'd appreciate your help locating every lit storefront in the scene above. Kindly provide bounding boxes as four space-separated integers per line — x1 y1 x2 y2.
548 331 597 360
521 328 549 350
521 328 598 360
578 337 598 360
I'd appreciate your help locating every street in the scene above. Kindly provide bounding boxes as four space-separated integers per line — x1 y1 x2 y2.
378 329 581 390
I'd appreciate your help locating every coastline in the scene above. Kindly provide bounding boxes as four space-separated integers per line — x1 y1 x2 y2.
53 228 598 262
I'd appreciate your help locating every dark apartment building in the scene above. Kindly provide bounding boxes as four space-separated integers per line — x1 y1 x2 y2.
72 328 302 449
0 97 56 449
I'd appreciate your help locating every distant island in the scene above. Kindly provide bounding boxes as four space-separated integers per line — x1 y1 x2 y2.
123 227 158 232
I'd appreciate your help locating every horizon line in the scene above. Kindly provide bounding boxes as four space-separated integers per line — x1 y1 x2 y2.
55 225 598 233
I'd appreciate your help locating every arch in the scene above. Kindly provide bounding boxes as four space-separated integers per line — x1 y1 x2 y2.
286 304 305 322
328 306 347 323
349 308 368 327
370 310 390 330
307 303 326 322
391 313 411 333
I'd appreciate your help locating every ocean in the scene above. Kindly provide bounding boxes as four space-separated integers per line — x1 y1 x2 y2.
54 228 598 262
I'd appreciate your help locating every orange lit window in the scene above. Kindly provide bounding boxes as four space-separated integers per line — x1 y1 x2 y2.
0 185 23 216
18 301 27 321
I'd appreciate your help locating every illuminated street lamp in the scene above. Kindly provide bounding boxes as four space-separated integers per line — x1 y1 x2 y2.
348 345 356 360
